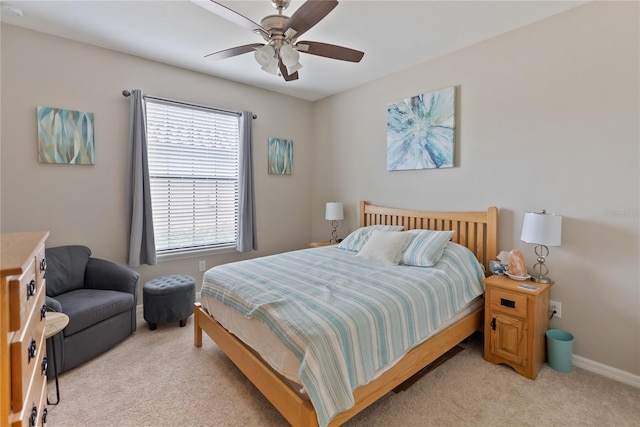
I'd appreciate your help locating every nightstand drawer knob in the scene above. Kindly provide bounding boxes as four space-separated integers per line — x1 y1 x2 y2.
500 298 516 309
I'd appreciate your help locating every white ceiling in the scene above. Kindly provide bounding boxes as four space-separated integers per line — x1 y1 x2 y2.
1 0 586 101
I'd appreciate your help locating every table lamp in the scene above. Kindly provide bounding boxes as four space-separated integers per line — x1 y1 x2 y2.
520 210 562 283
325 202 344 243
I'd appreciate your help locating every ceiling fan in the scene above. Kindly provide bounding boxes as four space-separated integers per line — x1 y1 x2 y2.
194 0 365 82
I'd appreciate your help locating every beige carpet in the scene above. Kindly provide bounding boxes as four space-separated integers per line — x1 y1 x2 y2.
46 316 639 426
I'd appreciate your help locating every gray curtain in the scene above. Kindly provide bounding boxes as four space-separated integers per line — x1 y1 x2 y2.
236 111 257 252
126 89 156 267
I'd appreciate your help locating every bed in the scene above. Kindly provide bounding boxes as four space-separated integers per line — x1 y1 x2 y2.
194 201 498 426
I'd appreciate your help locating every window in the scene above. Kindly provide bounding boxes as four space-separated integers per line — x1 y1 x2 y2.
145 98 240 256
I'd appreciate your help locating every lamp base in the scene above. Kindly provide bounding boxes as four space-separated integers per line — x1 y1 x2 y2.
532 276 552 284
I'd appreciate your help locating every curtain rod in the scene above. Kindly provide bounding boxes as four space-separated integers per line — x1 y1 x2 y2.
122 90 257 120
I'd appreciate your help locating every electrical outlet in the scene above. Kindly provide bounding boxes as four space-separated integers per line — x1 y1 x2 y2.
550 300 562 319
198 260 206 272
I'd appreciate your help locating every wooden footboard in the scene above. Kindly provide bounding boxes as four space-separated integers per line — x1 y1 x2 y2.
195 301 483 427
194 302 317 427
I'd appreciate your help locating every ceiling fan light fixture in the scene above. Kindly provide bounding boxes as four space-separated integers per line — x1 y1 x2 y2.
261 60 279 75
254 44 275 67
286 61 303 74
279 44 300 67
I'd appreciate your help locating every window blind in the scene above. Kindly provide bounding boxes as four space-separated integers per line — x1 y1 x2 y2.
146 99 240 254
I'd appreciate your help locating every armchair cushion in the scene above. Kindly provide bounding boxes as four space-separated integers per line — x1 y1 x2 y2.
45 245 91 296
54 289 135 336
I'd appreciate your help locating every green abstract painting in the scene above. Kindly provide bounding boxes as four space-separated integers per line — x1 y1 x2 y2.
268 137 292 175
37 106 95 164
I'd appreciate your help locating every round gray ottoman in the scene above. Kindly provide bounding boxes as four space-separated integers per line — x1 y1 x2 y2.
143 274 196 330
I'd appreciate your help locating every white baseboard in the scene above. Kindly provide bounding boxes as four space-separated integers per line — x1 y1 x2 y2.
134 300 639 388
573 354 640 388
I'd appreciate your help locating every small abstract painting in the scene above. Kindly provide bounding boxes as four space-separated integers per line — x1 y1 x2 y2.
268 137 292 175
37 106 95 164
387 86 455 171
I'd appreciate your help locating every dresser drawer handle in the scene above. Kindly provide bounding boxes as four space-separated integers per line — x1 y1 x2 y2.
42 407 48 425
27 279 36 300
41 305 48 320
29 406 38 427
500 298 516 309
41 356 48 375
28 338 37 361
40 257 47 272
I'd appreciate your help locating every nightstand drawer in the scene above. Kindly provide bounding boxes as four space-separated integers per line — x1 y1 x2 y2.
489 288 528 318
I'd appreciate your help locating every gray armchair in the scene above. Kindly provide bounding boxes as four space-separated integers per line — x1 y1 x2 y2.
45 245 139 375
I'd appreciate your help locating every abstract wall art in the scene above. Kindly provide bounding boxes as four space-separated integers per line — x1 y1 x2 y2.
387 86 455 171
37 106 95 164
268 137 293 175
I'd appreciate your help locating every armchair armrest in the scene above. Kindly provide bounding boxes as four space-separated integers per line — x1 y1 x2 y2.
45 296 62 313
85 258 140 295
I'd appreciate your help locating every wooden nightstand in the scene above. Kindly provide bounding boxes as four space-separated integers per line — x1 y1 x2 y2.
308 241 337 248
483 274 553 380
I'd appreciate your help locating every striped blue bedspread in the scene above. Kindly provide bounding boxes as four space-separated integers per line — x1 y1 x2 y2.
201 242 485 427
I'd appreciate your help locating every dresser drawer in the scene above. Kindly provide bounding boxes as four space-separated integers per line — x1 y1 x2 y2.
11 371 47 427
10 286 46 413
8 255 39 332
489 288 528 318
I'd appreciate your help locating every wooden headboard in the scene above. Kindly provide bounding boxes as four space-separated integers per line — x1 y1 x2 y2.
359 201 498 273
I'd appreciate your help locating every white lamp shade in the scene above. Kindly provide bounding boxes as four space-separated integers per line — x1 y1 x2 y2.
521 211 562 246
254 45 275 67
279 44 300 67
325 202 344 221
286 61 303 74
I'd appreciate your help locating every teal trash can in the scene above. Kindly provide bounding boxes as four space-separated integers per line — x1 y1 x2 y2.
546 329 574 373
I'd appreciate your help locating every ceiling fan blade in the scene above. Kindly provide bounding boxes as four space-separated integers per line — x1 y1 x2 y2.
193 0 269 37
297 41 364 62
279 60 299 82
205 43 264 60
284 0 338 38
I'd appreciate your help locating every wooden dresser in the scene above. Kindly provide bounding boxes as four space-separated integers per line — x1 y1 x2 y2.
1 232 49 427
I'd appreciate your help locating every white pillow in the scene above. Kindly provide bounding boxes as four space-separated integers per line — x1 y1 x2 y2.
355 230 415 265
337 225 404 252
401 229 455 267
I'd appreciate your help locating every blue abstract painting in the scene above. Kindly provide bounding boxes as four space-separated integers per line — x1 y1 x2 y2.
268 137 293 175
387 87 455 171
37 106 95 164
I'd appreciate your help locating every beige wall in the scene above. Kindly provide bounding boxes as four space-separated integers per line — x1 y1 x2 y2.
311 1 639 376
2 1 638 379
0 25 314 290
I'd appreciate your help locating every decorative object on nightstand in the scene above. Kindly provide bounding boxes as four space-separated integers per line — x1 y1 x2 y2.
483 274 553 380
325 202 344 243
520 210 562 283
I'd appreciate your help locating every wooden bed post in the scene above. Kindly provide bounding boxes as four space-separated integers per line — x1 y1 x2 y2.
486 207 499 273
194 302 202 348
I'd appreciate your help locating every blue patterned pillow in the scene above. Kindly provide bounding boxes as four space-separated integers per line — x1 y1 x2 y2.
401 229 455 267
336 225 404 252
